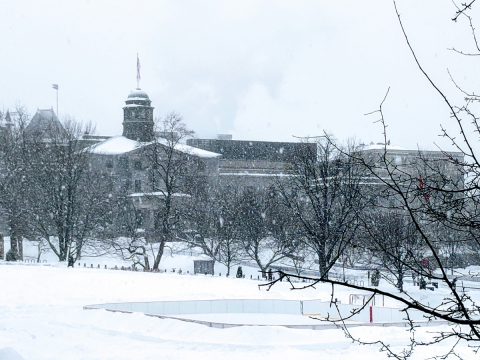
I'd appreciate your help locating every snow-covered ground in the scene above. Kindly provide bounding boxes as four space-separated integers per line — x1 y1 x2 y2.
0 242 478 359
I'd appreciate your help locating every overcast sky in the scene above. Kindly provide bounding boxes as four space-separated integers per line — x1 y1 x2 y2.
2 0 479 151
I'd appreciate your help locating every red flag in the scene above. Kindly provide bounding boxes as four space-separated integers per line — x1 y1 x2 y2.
418 175 425 189
418 175 430 201
136 54 141 88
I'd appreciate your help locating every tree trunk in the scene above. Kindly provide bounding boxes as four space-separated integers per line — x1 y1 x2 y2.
397 268 404 292
10 235 18 256
152 238 166 270
17 238 23 260
37 243 42 263
58 236 67 262
318 250 329 280
68 254 76 267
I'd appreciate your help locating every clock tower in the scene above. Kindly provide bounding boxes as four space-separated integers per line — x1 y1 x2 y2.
122 88 155 142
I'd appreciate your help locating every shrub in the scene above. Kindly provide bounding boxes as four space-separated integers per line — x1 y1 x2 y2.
371 269 381 286
419 277 427 290
6 249 20 261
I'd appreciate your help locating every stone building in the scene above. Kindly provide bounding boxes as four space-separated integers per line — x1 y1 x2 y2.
83 88 221 230
356 143 464 208
25 108 66 139
187 136 317 188
358 143 464 186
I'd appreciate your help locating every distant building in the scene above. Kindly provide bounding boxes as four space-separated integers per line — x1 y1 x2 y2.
25 108 67 140
0 110 14 134
83 88 221 231
187 137 317 188
358 143 464 186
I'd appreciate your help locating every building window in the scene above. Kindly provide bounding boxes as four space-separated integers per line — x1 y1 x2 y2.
135 179 142 192
118 156 129 170
197 159 205 171
135 210 143 227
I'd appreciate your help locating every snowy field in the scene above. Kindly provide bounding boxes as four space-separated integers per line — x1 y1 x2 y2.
0 243 479 359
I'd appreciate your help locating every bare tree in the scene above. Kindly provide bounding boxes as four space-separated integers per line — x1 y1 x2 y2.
179 179 223 263
361 210 425 292
26 117 110 266
182 179 244 276
276 138 364 278
236 186 290 272
260 3 480 355
107 193 152 269
144 112 195 270
0 106 31 260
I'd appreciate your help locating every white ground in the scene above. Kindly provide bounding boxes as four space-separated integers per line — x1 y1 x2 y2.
171 313 333 326
0 242 478 359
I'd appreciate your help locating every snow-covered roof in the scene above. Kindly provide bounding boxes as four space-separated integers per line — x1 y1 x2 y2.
175 143 221 158
361 144 407 151
87 135 221 158
124 103 150 107
156 138 221 158
128 192 191 198
88 136 145 155
26 109 66 137
127 89 149 100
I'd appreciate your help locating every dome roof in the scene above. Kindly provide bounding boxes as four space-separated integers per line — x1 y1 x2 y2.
127 88 149 100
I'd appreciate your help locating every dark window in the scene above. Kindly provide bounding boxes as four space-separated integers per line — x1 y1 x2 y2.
118 157 129 170
135 210 143 227
154 211 161 229
135 179 142 192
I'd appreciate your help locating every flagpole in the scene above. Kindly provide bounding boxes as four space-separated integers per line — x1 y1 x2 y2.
52 84 59 117
137 53 141 89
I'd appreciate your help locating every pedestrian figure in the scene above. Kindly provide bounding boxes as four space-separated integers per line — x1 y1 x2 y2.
268 268 273 281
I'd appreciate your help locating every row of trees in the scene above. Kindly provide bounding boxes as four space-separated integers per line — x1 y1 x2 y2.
0 109 469 281
1 103 477 355
0 108 442 284
0 109 112 266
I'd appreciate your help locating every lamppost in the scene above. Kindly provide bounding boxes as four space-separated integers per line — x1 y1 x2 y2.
52 84 58 116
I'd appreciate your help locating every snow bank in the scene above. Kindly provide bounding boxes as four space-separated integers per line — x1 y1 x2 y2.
0 243 478 359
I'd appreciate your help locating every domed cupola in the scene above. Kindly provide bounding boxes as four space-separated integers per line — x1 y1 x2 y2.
122 88 155 142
